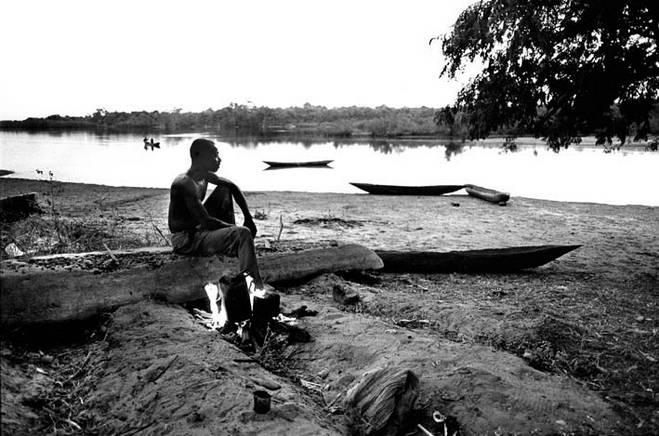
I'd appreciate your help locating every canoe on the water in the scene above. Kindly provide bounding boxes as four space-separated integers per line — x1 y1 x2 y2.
465 184 510 203
350 183 465 196
263 160 333 168
375 245 581 273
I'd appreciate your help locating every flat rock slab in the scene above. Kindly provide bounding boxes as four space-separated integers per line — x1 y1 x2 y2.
0 244 383 327
280 290 623 435
83 301 342 435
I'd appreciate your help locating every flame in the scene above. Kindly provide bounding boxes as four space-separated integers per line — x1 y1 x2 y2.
245 274 266 310
203 282 227 328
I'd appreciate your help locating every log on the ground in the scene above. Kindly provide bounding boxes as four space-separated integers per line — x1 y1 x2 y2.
0 244 383 327
0 192 42 222
375 245 581 273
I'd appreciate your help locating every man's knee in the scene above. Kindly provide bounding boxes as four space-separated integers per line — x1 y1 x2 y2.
235 225 252 241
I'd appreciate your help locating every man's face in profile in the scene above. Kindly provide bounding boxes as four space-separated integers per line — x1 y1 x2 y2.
202 144 221 173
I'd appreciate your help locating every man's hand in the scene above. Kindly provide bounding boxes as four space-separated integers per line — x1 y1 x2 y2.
243 216 257 238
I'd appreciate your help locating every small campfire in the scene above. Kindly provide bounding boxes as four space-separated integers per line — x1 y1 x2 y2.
197 273 307 352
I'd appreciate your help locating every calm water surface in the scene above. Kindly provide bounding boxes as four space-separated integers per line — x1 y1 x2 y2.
1 131 658 206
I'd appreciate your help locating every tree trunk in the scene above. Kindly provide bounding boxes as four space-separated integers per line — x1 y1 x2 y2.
0 244 383 327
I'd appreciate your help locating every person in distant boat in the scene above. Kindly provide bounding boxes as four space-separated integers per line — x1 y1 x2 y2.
143 137 149 150
168 138 264 289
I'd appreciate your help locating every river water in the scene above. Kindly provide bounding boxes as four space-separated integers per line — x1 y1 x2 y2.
1 131 657 206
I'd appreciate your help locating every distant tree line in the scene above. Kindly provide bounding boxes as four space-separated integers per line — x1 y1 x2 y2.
2 102 657 145
0 104 446 138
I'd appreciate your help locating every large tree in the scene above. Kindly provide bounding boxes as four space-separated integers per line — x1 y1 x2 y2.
437 0 659 149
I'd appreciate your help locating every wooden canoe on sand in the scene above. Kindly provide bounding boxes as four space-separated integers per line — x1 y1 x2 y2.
350 183 465 196
263 160 333 168
465 184 511 203
0 244 382 327
375 245 581 273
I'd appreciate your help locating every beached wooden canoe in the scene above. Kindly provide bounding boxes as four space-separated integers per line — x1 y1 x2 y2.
0 244 382 327
375 245 581 273
465 184 510 203
350 183 465 196
263 160 333 168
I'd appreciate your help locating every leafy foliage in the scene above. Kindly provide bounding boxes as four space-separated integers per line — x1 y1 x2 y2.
438 0 659 149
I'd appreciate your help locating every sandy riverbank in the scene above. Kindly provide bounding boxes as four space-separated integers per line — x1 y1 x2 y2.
1 178 658 435
2 177 656 279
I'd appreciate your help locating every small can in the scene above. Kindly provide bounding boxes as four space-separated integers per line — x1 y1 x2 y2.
253 390 271 414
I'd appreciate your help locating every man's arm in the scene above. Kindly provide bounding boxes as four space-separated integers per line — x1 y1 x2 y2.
177 179 233 230
207 173 257 236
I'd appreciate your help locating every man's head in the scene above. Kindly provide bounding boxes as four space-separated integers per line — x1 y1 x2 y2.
190 138 220 172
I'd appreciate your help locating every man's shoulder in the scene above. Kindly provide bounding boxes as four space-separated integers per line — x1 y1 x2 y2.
207 173 234 187
171 174 197 192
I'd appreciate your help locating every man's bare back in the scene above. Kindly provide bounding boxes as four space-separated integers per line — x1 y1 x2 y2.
168 174 209 233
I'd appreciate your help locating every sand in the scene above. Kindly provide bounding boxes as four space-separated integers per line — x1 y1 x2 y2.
1 177 657 435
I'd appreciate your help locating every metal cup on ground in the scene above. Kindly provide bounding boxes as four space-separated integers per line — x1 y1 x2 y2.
250 290 281 347
253 390 271 413
252 291 280 321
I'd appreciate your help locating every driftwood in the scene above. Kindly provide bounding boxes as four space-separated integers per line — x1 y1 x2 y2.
375 245 581 273
0 192 42 222
0 244 383 327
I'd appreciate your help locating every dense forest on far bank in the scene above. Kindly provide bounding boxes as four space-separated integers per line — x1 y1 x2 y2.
0 105 443 138
2 103 658 143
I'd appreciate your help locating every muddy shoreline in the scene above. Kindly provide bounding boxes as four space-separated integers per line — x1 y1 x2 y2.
1 178 657 435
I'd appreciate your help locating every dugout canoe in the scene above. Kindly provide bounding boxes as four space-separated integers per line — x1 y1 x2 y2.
350 182 465 196
0 244 383 327
375 245 581 273
263 160 333 168
465 184 510 203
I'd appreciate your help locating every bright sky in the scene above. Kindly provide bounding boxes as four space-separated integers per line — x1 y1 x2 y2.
0 0 475 120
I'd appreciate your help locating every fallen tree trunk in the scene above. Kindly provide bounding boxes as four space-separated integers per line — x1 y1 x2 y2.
375 245 581 273
0 244 383 327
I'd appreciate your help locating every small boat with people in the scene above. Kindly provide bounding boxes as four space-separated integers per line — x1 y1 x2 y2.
465 184 510 204
143 137 160 150
350 182 465 196
263 160 333 168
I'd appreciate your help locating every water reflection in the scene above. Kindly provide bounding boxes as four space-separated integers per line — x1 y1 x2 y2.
221 135 320 149
444 142 465 161
221 135 457 157
1 131 657 205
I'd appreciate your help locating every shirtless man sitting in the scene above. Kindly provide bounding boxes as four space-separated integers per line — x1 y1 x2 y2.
168 138 265 290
